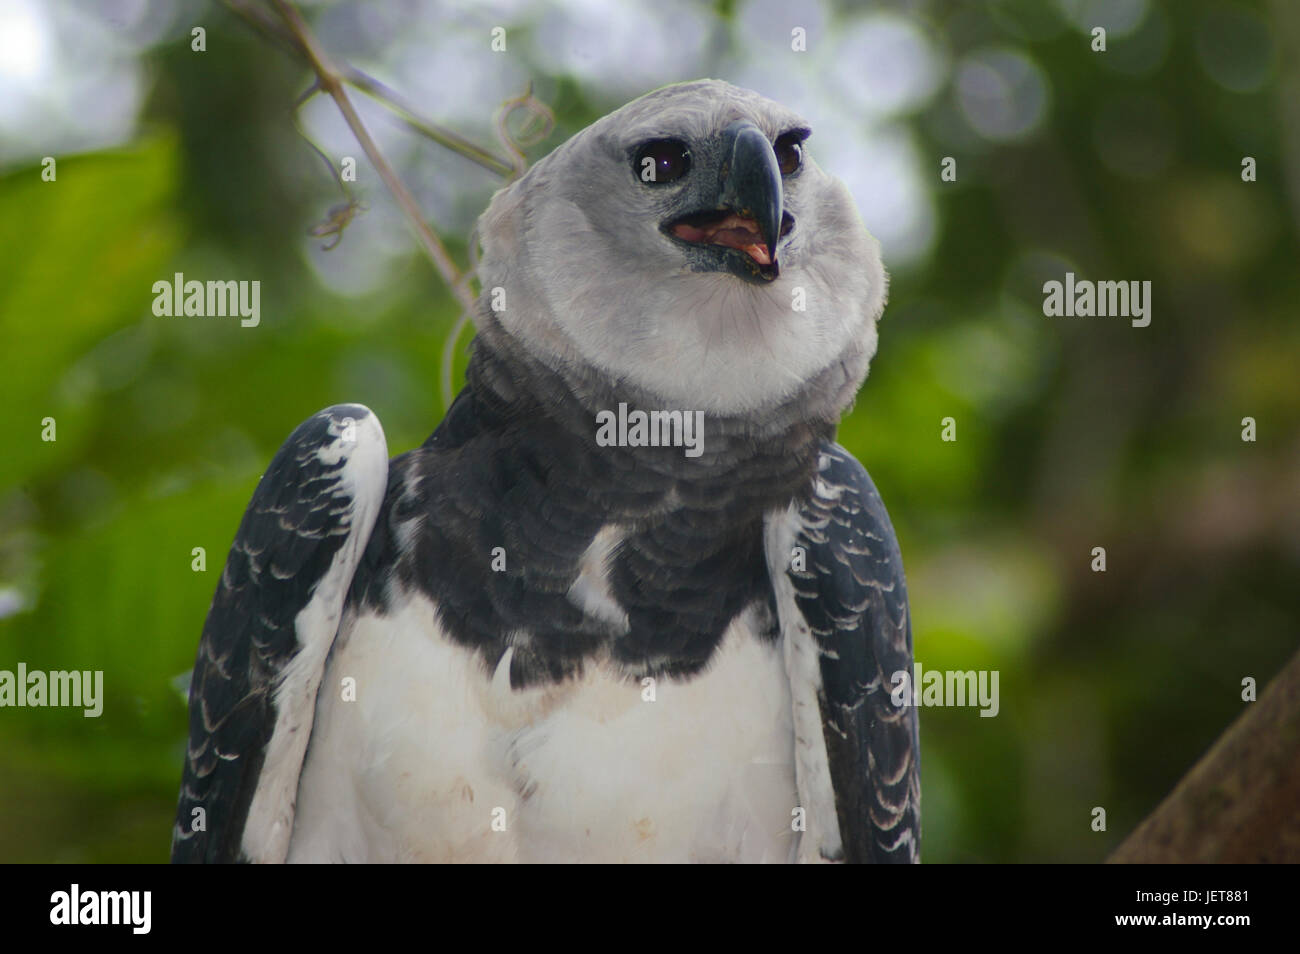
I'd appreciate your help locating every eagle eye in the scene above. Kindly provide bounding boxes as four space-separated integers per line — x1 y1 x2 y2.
774 132 804 176
634 139 691 185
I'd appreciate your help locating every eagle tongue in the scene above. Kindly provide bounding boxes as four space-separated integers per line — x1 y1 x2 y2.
670 212 773 265
693 213 772 265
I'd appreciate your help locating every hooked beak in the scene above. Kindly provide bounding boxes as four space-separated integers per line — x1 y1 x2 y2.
665 121 792 283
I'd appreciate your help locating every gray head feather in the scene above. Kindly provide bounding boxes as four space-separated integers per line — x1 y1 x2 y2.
474 79 887 423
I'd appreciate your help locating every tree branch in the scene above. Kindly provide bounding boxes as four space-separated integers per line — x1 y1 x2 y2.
1108 647 1300 863
267 0 475 312
223 0 516 178
343 67 517 179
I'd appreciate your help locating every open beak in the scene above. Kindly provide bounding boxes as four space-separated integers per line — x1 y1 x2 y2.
666 121 792 282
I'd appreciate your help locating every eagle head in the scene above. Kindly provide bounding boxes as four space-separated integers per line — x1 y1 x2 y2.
475 79 887 420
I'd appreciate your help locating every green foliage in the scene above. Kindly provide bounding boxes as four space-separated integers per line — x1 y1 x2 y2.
0 139 182 491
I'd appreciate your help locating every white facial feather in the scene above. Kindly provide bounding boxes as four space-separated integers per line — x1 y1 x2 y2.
476 79 887 416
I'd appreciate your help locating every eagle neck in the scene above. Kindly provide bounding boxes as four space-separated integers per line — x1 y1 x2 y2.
461 324 840 509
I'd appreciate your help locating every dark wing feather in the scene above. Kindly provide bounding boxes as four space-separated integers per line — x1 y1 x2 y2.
792 443 920 863
171 404 385 863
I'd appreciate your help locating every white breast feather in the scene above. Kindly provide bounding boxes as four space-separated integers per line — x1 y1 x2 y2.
288 591 799 862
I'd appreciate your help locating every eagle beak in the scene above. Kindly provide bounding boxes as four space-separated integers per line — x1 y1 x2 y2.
664 121 794 283
719 121 785 275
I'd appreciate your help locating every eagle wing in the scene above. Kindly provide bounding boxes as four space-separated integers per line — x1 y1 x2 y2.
787 442 920 863
171 405 387 863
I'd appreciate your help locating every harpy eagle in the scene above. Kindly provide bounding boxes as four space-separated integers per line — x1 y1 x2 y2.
172 79 919 863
